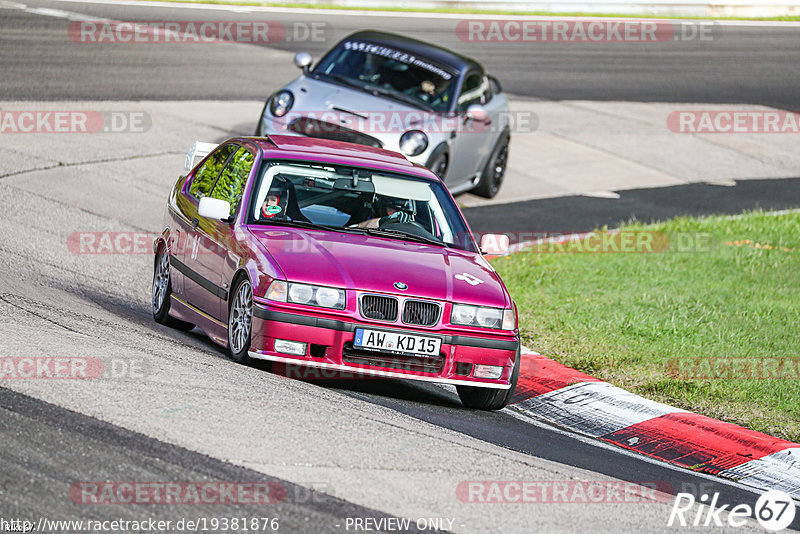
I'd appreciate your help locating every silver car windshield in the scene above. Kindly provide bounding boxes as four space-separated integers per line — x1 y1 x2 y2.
249 161 477 253
313 40 458 112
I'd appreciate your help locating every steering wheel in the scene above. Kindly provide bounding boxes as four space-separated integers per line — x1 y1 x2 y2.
380 220 438 241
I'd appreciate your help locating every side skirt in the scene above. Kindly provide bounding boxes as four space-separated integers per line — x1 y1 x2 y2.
170 295 229 348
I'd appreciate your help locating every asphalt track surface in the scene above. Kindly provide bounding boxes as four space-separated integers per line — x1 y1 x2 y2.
0 0 798 110
1 1 800 532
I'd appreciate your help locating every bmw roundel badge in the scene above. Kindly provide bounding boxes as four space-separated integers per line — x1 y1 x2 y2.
394 282 408 291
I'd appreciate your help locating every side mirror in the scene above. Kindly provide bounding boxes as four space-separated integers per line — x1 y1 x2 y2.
198 197 231 221
294 52 312 72
480 234 510 256
465 104 490 124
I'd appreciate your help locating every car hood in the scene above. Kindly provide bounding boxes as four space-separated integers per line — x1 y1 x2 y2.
248 226 508 308
281 76 443 132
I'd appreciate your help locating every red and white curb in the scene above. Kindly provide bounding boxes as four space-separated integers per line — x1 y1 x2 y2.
510 350 800 500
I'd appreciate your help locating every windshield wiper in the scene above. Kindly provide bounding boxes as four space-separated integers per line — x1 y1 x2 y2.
321 73 433 111
358 227 444 247
256 219 443 246
323 74 370 92
367 86 434 111
255 219 361 234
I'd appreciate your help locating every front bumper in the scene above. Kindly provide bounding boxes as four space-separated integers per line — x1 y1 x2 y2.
250 305 519 389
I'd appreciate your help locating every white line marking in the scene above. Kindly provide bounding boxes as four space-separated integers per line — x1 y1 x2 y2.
42 0 800 27
514 381 686 437
719 448 800 499
17 4 110 21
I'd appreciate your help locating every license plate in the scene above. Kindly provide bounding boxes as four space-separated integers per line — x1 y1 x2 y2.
354 328 441 357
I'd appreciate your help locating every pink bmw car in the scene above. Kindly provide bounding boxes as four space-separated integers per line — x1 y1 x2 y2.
152 135 519 410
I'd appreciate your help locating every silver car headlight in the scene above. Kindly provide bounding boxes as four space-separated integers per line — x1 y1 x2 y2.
269 90 294 118
451 304 515 330
266 281 345 310
399 130 428 157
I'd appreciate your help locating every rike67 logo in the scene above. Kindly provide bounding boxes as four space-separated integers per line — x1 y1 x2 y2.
669 490 796 531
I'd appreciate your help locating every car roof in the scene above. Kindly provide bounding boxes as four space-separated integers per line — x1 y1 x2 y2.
335 30 482 77
245 135 438 180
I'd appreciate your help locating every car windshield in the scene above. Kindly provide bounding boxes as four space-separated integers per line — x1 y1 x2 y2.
248 160 477 253
313 40 458 112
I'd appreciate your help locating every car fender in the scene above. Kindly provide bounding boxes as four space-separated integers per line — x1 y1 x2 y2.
480 125 511 173
425 141 450 172
231 231 286 301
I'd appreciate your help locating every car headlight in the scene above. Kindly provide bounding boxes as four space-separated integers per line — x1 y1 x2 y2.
451 304 515 330
266 280 345 310
269 90 294 117
399 130 428 157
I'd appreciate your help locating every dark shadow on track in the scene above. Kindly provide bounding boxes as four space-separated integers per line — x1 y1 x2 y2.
463 177 800 240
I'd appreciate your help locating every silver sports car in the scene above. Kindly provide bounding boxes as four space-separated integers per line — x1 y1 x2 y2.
256 31 510 198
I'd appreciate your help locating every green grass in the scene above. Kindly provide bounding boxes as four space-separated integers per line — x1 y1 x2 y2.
135 0 800 21
491 210 800 442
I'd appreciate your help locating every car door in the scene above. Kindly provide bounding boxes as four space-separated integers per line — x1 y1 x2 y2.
190 145 256 322
179 143 238 320
447 72 497 187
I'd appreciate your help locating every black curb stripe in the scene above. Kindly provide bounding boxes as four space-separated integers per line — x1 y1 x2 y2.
170 255 228 301
254 307 519 351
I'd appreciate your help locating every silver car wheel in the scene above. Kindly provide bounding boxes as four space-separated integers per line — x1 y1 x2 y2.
152 252 170 314
229 280 253 354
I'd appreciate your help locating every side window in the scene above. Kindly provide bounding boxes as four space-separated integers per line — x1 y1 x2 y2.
457 73 491 111
209 147 255 216
189 144 237 199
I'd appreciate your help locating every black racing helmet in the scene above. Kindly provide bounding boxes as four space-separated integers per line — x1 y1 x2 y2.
376 195 413 215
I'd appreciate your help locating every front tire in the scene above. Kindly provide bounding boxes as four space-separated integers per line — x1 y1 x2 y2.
473 134 509 199
456 348 520 410
228 276 254 364
428 152 449 180
254 100 269 136
152 248 194 331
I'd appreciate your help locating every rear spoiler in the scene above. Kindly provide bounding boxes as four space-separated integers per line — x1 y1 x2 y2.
184 141 219 171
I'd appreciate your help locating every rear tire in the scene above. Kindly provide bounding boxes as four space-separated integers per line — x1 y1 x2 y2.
227 276 254 364
152 248 194 331
472 134 509 199
456 348 520 410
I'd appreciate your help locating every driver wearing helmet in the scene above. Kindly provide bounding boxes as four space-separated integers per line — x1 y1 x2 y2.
357 195 413 229
260 184 288 220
